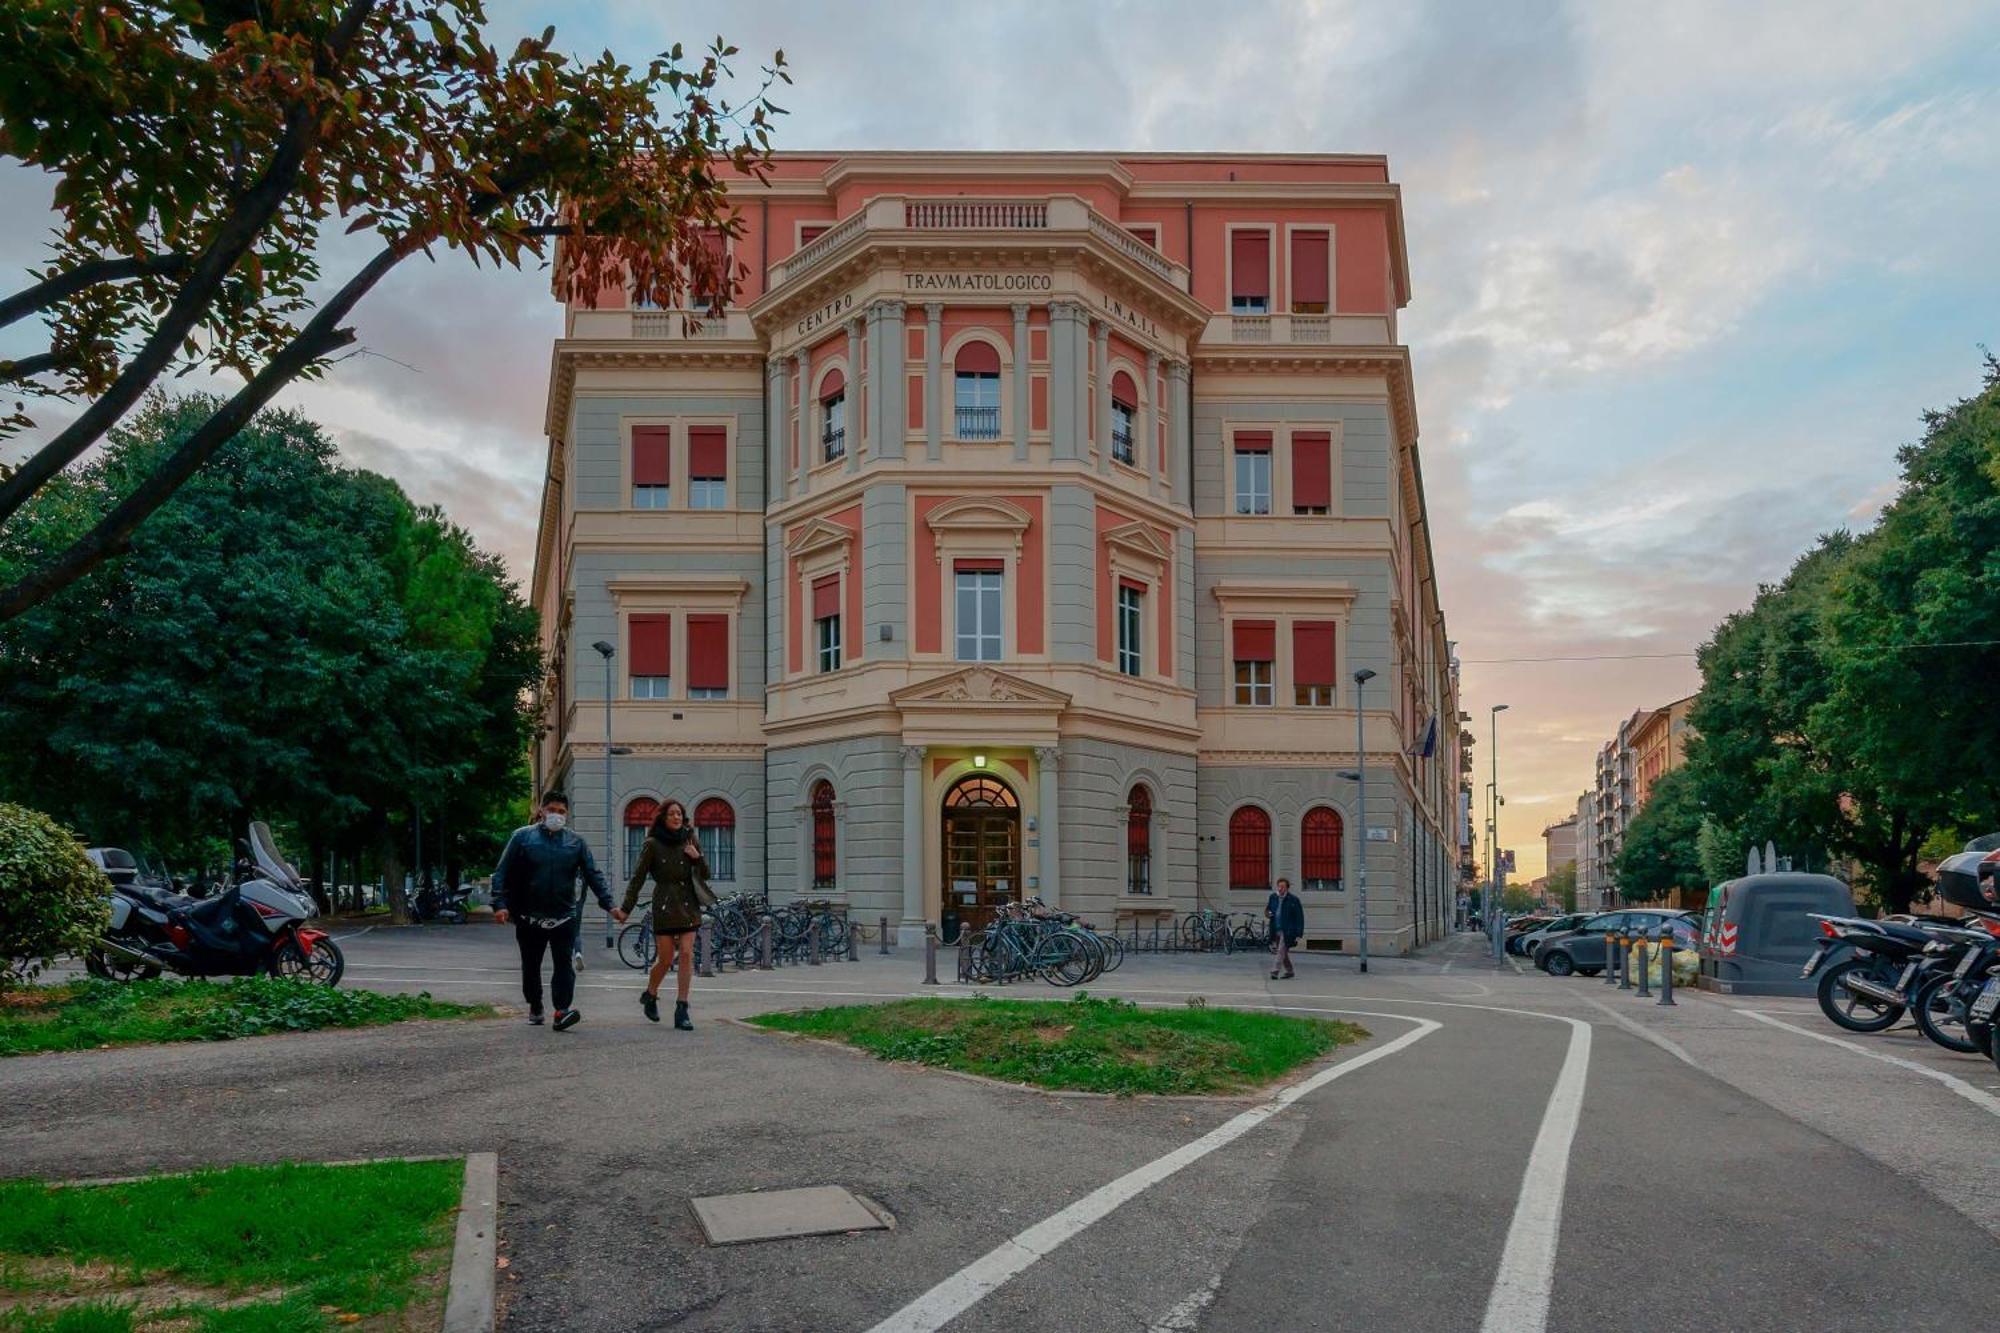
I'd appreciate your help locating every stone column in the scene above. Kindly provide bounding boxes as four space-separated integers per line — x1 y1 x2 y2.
1011 302 1031 462
867 300 907 459
1167 359 1191 505
845 316 864 473
1144 349 1162 498
793 349 811 494
901 745 927 942
765 357 789 504
924 302 944 461
1046 300 1083 462
1036 745 1061 909
1092 319 1111 474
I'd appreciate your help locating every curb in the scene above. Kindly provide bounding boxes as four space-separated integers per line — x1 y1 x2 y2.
443 1152 499 1333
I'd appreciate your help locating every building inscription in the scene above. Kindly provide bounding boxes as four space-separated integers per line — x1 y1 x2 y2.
904 272 1054 295
795 292 855 338
1099 293 1160 340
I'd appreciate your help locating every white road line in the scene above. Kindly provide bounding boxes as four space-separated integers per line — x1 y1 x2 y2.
1478 1014 1592 1333
864 1014 1442 1333
1146 1274 1221 1332
1576 997 1697 1069
1732 1008 2000 1118
328 926 375 943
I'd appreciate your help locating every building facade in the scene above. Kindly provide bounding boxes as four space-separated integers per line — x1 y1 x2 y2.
1542 816 1578 885
530 153 1460 951
1630 693 1696 808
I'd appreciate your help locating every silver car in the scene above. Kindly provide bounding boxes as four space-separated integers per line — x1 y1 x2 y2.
1516 913 1592 960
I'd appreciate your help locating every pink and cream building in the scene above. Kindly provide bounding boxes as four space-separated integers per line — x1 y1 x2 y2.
531 152 1461 950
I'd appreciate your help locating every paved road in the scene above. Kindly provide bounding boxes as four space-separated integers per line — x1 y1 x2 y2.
6 925 1998 1332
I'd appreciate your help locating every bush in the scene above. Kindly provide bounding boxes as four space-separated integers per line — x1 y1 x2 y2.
0 803 111 990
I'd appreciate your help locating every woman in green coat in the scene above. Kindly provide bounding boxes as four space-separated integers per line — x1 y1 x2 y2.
623 798 712 1030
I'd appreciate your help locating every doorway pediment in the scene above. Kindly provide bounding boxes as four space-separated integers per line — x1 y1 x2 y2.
891 666 1071 710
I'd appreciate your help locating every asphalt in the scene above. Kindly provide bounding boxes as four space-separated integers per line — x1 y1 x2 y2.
4 924 1997 1332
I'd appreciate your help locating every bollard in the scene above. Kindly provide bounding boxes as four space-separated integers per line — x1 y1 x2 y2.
1658 932 1678 1007
1617 935 1635 990
758 917 774 970
1635 933 1653 998
696 924 714 978
1604 934 1620 986
847 924 860 962
808 920 822 966
879 915 891 956
922 924 939 985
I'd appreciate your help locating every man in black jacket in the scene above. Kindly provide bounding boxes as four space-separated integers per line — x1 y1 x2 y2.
491 791 623 1030
1266 877 1304 980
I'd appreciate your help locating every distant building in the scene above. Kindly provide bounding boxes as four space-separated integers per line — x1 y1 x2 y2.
1578 693 1699 909
1630 693 1697 809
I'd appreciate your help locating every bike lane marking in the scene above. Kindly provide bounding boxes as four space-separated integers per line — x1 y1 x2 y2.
863 1013 1442 1333
1731 1008 2000 1118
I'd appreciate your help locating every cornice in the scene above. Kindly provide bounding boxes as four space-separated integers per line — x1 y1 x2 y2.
544 340 765 442
1189 344 1417 451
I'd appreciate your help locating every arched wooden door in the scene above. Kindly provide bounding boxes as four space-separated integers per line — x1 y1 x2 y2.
941 774 1020 938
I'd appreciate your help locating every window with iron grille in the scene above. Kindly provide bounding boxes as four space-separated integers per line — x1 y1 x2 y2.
1229 806 1272 891
822 392 846 461
695 797 736 882
623 798 660 884
954 373 1000 439
1126 785 1153 895
1111 400 1136 464
811 780 836 889
1302 806 1344 891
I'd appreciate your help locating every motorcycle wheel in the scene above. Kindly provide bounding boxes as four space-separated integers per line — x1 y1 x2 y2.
85 943 161 983
268 936 345 986
1815 957 1904 1033
1910 973 1980 1054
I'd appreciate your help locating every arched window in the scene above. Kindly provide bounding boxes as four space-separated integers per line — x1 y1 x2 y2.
695 798 736 882
943 775 1017 808
1229 806 1272 891
1110 370 1138 465
1126 785 1153 896
1302 806 1344 892
953 341 1001 439
623 798 660 881
811 780 837 889
820 368 846 461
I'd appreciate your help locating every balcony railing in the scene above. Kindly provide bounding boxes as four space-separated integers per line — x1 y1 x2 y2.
632 310 735 340
821 426 846 461
955 405 1001 440
1111 423 1136 464
907 199 1047 229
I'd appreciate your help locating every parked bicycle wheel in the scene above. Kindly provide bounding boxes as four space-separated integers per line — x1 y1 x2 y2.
616 922 656 970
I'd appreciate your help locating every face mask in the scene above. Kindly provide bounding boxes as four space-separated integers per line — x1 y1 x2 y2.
542 812 566 833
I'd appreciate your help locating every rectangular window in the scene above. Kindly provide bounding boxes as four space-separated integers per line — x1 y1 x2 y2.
687 614 729 699
688 426 728 510
1233 432 1272 515
955 372 1001 439
1291 431 1332 515
1290 230 1330 313
1111 400 1136 465
630 613 671 699
822 393 846 462
1125 224 1159 249
812 575 841 673
692 228 728 310
631 425 671 509
1293 621 1337 707
799 223 830 247
1230 229 1271 314
954 563 1003 662
1116 580 1144 677
1232 620 1275 706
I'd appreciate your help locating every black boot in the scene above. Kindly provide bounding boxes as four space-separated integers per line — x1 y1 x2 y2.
641 991 660 1023
673 1000 693 1031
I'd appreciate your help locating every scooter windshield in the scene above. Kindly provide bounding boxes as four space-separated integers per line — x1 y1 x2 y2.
248 821 301 887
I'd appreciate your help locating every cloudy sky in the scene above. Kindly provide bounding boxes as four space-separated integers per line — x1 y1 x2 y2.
6 1 1997 879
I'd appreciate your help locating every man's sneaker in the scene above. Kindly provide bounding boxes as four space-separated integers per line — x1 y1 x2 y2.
641 991 660 1023
553 1008 582 1032
573 949 585 972
527 1009 545 1026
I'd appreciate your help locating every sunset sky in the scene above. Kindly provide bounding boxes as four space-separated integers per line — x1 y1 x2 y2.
5 1 1997 880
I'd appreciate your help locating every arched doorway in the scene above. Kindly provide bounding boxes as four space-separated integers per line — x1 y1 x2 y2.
941 774 1020 938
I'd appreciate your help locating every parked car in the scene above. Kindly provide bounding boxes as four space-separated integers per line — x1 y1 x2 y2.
1515 913 1592 960
1503 916 1554 955
1536 909 1696 977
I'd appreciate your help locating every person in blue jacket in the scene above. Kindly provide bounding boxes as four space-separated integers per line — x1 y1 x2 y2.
491 791 623 1030
1266 876 1304 980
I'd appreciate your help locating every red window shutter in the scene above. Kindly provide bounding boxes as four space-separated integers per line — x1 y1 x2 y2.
630 615 671 677
1302 807 1343 882
694 228 728 305
1233 430 1272 454
955 558 1004 574
811 781 837 886
695 797 735 829
1291 231 1330 308
1231 231 1270 299
688 426 728 481
1293 621 1336 686
812 575 840 621
631 426 671 486
954 341 1001 375
1118 575 1147 596
1233 620 1275 663
1292 432 1331 508
799 224 828 245
819 367 845 401
1127 785 1152 854
624 798 660 829
1111 370 1138 409
687 614 729 691
1229 806 1272 890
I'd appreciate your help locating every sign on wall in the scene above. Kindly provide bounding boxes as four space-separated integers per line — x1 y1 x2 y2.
904 272 1053 295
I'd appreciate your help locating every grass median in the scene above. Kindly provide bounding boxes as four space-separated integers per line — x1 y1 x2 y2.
0 978 492 1057
750 993 1367 1095
0 1158 463 1332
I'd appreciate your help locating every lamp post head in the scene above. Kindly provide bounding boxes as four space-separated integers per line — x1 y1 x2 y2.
1491 702 1509 714
1353 668 1377 685
591 640 615 659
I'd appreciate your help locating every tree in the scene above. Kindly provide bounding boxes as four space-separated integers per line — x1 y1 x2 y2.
1546 861 1578 912
0 803 111 989
0 394 539 910
0 2 786 618
1615 769 1706 902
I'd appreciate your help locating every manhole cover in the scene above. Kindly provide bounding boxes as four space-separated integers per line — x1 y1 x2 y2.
689 1186 892 1246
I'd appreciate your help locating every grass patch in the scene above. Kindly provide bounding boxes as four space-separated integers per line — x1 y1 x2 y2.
749 993 1366 1095
0 979 490 1057
0 1159 463 1331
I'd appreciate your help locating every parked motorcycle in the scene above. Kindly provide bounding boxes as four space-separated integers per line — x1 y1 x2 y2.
408 874 471 925
86 822 343 986
1801 913 1950 1032
1927 833 2000 1059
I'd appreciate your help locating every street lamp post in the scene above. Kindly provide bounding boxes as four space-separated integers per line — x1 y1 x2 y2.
592 641 617 948
1352 668 1376 974
1489 703 1509 960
